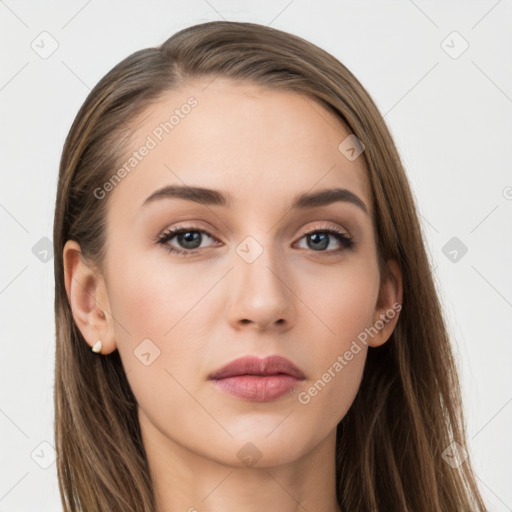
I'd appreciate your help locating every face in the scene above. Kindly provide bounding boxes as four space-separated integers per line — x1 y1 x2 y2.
82 78 400 468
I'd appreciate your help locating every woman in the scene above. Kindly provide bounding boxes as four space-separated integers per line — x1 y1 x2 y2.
53 20 487 511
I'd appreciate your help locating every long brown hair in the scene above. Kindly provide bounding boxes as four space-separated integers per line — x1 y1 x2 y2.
53 20 487 511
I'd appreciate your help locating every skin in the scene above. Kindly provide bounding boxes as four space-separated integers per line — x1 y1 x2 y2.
64 78 402 512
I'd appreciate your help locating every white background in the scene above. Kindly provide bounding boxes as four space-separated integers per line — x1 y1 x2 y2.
1 1 511 510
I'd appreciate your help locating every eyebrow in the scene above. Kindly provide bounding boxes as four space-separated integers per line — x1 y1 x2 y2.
141 185 368 214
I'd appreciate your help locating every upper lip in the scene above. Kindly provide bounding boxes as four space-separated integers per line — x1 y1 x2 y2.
208 355 306 380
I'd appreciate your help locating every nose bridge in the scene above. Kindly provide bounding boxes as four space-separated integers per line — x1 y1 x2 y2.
237 230 289 295
228 229 294 328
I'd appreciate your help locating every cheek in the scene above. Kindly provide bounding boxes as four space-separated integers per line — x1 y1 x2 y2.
108 250 217 342
107 250 231 407
296 344 367 432
298 254 381 345
294 263 378 416
107 257 212 436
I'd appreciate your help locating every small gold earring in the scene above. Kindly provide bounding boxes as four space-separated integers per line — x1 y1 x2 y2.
92 340 103 353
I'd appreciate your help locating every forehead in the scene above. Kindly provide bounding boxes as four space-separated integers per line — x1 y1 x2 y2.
107 78 372 220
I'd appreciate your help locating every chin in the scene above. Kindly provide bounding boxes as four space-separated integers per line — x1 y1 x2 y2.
206 428 318 469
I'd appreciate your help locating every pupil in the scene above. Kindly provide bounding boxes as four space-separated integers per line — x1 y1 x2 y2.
308 232 328 251
178 231 201 249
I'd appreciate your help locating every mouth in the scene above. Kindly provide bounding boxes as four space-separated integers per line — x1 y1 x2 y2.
208 355 306 402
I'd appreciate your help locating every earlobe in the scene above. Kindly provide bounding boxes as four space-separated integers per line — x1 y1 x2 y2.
368 259 403 348
63 240 116 354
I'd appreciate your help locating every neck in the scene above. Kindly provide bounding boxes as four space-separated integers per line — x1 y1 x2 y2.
139 410 341 512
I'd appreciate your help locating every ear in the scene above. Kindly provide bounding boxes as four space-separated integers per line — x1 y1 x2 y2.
367 259 403 348
63 240 117 354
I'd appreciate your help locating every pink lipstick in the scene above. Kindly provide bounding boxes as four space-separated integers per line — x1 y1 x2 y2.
208 355 305 402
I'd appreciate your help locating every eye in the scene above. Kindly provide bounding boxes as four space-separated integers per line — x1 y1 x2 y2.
156 225 219 257
294 225 354 254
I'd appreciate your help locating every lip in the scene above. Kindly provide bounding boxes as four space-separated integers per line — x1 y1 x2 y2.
208 355 306 402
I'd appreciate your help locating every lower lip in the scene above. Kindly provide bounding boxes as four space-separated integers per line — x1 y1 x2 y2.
211 375 302 402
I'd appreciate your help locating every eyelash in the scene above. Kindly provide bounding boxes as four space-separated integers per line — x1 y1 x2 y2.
155 223 355 257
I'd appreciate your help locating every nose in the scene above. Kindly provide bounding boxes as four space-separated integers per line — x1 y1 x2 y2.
226 242 295 332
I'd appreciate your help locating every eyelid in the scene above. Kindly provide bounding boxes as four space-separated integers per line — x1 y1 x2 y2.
155 224 219 245
156 220 351 242
299 222 351 237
